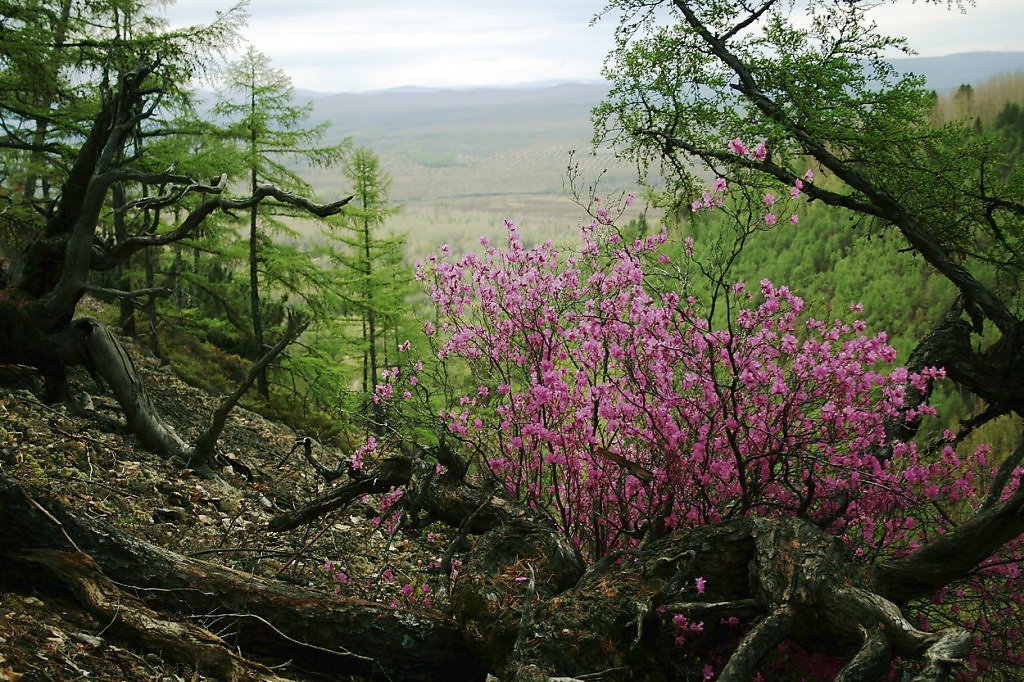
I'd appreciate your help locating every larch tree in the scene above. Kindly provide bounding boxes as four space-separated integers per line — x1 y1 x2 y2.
329 145 407 431
213 45 346 400
0 3 349 467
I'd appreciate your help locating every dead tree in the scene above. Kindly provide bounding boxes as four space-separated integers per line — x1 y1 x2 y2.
0 61 349 470
0 474 483 681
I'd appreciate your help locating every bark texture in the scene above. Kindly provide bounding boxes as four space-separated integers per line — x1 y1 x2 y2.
270 456 977 681
0 474 485 682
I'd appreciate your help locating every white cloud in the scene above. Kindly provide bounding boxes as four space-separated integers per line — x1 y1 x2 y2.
161 0 1024 92
867 0 1024 56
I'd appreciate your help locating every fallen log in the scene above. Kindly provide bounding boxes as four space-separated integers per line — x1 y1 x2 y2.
0 474 486 682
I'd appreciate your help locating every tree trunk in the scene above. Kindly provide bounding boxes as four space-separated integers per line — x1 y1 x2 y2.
270 456 975 681
0 474 486 682
250 180 269 400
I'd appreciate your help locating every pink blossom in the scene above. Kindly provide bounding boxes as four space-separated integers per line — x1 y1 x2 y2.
728 137 748 156
415 200 1009 671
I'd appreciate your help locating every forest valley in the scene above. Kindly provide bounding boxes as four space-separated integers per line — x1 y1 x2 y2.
1 0 1024 680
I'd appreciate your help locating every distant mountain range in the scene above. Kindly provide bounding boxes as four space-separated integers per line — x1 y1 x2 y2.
297 51 1024 101
887 51 1024 91
292 51 1024 252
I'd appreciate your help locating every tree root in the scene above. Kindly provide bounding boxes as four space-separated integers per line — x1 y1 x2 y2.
8 549 286 682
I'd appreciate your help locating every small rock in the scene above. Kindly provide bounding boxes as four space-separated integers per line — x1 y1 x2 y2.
215 495 241 514
74 392 94 411
165 490 188 507
69 632 103 648
153 507 188 523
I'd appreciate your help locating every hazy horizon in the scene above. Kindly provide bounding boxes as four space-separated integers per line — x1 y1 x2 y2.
161 1 1024 94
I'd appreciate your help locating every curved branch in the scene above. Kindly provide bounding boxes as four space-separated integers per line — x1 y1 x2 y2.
84 284 173 302
268 457 414 531
645 128 886 217
876 480 1024 603
94 185 352 270
192 312 309 465
118 169 229 212
278 436 349 482
834 627 891 682
718 605 794 681
671 0 1020 335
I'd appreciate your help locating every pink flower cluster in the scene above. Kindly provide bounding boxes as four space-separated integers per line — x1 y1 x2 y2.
398 190 1023 673
417 217 976 563
343 168 1024 674
702 138 812 225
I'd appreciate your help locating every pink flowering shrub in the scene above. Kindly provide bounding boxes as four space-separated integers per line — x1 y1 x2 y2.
420 214 954 558
410 208 1024 671
357 142 1024 672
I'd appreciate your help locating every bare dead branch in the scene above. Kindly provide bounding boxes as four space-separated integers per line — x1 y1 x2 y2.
94 185 352 270
192 312 310 464
84 285 172 302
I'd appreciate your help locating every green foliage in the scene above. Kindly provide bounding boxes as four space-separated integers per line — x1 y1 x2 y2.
0 0 244 200
598 0 1024 318
199 45 349 399
319 146 417 431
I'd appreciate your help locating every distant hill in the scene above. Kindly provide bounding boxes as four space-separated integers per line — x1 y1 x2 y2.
303 82 630 253
889 51 1024 91
299 52 1024 253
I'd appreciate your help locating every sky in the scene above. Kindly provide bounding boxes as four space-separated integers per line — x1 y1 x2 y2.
160 0 1024 94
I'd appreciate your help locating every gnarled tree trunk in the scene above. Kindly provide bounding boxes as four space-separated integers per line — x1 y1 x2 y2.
267 453 993 680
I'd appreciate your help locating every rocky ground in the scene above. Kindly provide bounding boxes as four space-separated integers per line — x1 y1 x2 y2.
0 331 442 681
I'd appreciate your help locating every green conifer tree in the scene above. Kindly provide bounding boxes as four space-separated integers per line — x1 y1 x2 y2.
214 46 346 399
328 146 410 432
